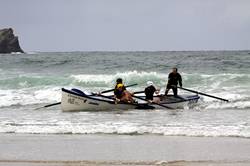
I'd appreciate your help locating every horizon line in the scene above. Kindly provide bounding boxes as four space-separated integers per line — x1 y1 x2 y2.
23 49 250 53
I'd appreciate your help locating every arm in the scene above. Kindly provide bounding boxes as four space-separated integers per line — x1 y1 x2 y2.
167 73 172 84
153 86 160 94
178 73 182 87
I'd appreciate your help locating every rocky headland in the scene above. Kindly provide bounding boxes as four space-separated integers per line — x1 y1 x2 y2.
0 28 24 53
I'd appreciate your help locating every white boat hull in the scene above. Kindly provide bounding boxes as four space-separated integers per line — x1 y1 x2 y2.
61 88 136 111
61 88 199 112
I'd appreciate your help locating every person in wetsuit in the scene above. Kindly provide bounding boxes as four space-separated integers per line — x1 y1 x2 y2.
144 81 160 103
165 67 182 96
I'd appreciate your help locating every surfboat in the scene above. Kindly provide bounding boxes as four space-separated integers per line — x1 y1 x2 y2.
61 88 200 112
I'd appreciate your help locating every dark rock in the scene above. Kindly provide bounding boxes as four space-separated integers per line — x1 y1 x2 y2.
0 28 24 53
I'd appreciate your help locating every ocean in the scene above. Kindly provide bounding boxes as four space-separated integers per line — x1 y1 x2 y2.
0 51 250 137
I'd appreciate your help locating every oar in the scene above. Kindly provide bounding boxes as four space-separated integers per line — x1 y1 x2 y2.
37 93 115 110
133 90 145 95
34 102 61 110
36 94 114 110
177 86 229 102
44 102 61 107
100 83 138 94
92 93 140 106
37 84 138 109
133 96 174 109
91 93 115 101
107 90 145 98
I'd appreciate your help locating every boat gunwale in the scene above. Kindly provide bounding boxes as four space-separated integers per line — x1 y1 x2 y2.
62 88 200 107
61 88 146 107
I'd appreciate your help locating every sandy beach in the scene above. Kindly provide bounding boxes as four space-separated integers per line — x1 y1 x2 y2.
0 134 250 166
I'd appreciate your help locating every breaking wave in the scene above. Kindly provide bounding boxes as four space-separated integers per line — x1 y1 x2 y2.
0 71 249 109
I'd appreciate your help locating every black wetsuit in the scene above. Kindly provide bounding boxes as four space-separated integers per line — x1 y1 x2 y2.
114 84 126 99
145 85 156 100
166 72 182 96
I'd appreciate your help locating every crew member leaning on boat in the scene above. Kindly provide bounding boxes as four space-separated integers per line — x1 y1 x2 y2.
114 78 134 103
165 67 182 96
145 81 160 103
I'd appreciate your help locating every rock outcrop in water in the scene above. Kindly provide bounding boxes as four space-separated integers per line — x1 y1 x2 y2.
0 28 24 53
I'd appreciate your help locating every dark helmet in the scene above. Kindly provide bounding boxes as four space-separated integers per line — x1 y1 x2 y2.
172 67 178 72
116 78 123 83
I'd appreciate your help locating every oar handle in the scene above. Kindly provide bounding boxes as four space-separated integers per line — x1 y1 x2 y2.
107 90 145 97
92 93 115 101
133 90 145 94
133 96 173 109
177 86 229 102
100 83 138 94
93 93 141 106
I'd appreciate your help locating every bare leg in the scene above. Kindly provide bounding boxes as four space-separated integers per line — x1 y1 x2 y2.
153 97 160 104
121 91 134 103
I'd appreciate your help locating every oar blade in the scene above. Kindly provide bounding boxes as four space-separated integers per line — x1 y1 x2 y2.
44 102 61 107
34 102 61 110
177 86 229 102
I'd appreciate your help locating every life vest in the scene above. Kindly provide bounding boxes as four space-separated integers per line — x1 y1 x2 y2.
114 83 126 99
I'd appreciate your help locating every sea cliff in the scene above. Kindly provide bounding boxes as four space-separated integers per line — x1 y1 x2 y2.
0 28 24 53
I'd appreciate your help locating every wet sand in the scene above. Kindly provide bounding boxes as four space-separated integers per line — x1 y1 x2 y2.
0 134 250 165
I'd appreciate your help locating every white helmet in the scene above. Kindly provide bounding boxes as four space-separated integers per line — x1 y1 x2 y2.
147 81 153 86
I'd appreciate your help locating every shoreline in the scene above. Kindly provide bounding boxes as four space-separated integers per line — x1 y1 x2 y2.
1 160 250 166
1 134 250 165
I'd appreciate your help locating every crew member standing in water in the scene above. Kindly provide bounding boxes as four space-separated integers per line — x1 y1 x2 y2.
165 67 182 96
114 78 134 103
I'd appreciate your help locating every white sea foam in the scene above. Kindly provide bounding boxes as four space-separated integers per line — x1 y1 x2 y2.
10 52 23 54
70 71 167 86
0 87 61 107
34 87 61 102
1 122 250 138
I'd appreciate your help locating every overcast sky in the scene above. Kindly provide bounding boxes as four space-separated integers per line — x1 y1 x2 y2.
1 0 250 52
